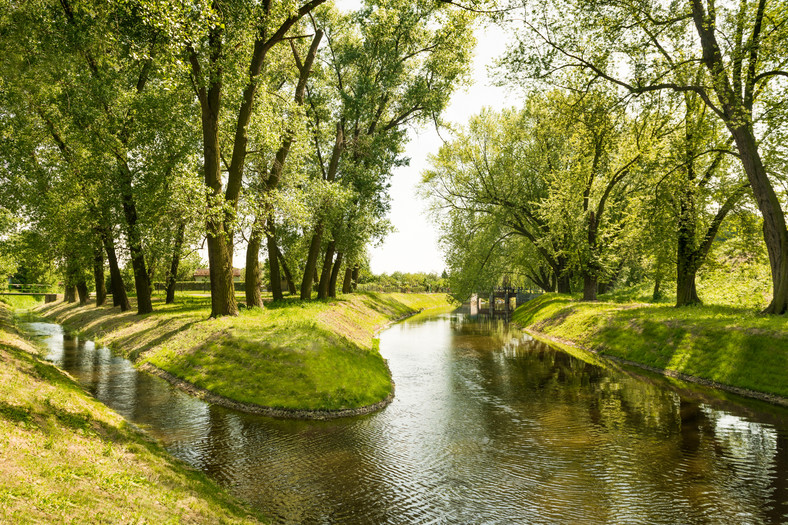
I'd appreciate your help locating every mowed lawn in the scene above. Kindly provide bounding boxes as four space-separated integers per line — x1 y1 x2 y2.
514 294 788 399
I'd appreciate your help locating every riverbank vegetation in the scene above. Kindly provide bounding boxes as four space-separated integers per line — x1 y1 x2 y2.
0 0 474 317
35 292 452 412
0 302 263 523
514 294 788 401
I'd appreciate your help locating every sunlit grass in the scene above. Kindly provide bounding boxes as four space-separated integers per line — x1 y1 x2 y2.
513 293 788 398
35 292 454 411
0 303 264 523
0 294 45 311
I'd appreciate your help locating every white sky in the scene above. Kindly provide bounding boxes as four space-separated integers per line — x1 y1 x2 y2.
368 23 512 275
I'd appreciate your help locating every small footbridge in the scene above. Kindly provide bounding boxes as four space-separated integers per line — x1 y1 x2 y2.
468 287 543 318
0 292 58 303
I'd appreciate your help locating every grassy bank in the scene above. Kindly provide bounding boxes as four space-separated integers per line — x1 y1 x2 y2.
35 292 453 413
0 302 263 523
513 294 788 401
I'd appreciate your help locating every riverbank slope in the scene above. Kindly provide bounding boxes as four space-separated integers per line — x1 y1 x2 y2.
35 293 453 416
0 302 263 523
513 294 788 404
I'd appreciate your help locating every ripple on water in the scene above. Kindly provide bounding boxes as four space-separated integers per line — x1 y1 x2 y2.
25 316 788 525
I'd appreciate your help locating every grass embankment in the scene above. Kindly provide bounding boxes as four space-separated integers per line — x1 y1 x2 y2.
35 292 452 413
513 294 788 402
0 301 263 524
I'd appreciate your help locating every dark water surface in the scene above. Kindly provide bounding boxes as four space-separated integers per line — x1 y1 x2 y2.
26 314 788 524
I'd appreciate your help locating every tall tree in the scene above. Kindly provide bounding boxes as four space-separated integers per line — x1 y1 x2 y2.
244 29 323 306
503 0 788 312
298 0 476 299
182 0 327 317
423 98 577 298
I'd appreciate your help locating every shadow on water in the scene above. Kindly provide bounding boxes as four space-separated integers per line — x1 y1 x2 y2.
24 314 788 524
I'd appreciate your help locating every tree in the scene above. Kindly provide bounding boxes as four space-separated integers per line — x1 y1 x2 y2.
423 99 575 297
0 0 202 314
176 0 327 316
424 89 662 300
503 0 788 312
298 0 476 299
537 91 657 301
244 28 323 306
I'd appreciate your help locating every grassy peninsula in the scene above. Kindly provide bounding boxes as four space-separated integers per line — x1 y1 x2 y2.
34 292 453 414
0 301 263 523
513 294 788 402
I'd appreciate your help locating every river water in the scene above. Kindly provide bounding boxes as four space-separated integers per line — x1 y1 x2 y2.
26 313 788 524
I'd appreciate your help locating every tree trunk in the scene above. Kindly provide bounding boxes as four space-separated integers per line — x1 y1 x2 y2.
342 267 353 294
93 244 107 307
64 285 76 303
194 26 238 318
329 251 343 298
583 211 599 301
101 229 130 312
277 247 297 295
351 264 359 291
245 218 264 308
146 252 157 290
652 274 663 302
165 222 185 305
555 255 571 293
300 223 324 299
729 126 788 314
76 279 89 305
206 231 238 316
690 3 788 313
317 240 335 299
676 203 701 306
676 267 700 306
118 163 153 315
582 274 597 301
267 228 283 302
557 274 571 294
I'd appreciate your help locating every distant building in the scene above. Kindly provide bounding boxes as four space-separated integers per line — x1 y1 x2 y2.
194 268 242 282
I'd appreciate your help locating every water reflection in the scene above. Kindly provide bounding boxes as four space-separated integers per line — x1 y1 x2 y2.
25 316 788 524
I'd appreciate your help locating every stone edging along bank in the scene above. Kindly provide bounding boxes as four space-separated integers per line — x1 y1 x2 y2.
522 328 788 408
139 362 396 420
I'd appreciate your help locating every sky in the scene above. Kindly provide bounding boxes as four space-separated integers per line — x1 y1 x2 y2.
367 23 512 275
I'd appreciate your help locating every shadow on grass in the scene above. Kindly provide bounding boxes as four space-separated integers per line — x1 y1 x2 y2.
512 294 574 326
594 306 788 397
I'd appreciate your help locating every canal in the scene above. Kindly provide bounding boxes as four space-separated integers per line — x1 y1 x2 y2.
26 313 788 524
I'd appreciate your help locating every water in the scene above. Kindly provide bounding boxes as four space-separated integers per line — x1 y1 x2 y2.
26 314 788 524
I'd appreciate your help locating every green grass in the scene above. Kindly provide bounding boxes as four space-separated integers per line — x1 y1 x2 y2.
513 294 788 398
34 292 454 411
0 302 264 524
0 293 45 311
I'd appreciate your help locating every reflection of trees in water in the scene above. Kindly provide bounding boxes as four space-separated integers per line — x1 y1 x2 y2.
450 314 514 351
446 316 788 522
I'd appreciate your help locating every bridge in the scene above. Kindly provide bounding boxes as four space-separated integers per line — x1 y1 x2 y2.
0 292 58 303
468 287 543 318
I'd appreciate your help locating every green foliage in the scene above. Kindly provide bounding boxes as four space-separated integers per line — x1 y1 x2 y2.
357 271 450 293
423 89 663 299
